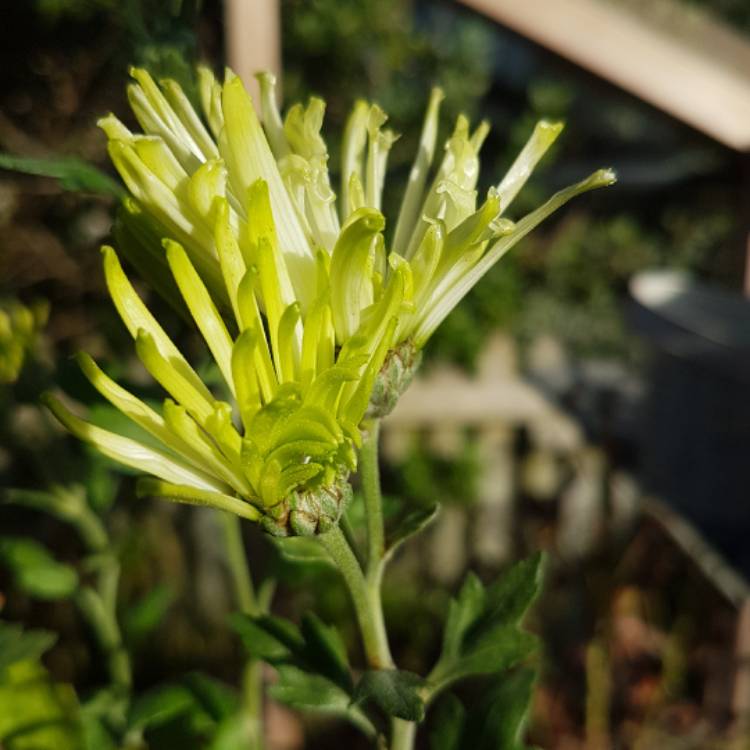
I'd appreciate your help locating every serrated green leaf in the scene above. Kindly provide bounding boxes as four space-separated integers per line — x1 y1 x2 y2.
230 613 303 663
431 628 538 691
0 622 57 674
429 693 465 750
0 537 79 600
472 552 545 640
462 668 537 750
441 572 485 660
269 665 349 712
269 666 376 739
430 554 544 699
0 152 124 197
353 669 426 722
386 502 438 556
300 613 352 691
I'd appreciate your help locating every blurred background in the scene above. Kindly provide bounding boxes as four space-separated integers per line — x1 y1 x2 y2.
2 0 750 747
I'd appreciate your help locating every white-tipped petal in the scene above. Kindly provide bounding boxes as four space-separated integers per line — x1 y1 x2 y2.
393 87 444 258
340 100 369 223
365 104 398 211
43 393 224 492
220 73 316 308
497 120 564 214
256 72 290 159
414 169 617 344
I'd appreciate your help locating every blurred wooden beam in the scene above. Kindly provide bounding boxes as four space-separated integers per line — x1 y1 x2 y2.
458 0 750 152
225 0 281 102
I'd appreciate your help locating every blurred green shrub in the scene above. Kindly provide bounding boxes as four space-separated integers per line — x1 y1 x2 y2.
0 299 48 385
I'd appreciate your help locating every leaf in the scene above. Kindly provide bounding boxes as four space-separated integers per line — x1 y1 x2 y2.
441 571 485 660
461 668 537 750
0 660 82 750
430 554 545 698
181 673 238 722
230 613 303 663
126 674 236 738
0 152 123 197
299 613 352 691
353 669 426 721
385 503 439 555
80 688 126 750
272 535 335 569
0 621 57 673
127 684 198 731
429 693 465 750
269 665 350 712
433 628 538 689
472 552 545 639
0 537 79 600
123 584 175 645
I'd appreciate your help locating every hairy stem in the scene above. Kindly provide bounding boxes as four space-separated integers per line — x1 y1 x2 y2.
360 419 385 575
321 525 393 670
324 420 418 750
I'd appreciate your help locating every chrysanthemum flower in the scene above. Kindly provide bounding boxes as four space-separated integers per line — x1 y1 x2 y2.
44 193 396 536
45 67 614 533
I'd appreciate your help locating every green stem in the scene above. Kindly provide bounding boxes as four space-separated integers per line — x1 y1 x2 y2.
320 526 393 670
222 512 257 615
242 659 264 750
220 512 264 750
324 419 419 750
361 421 418 750
360 419 385 576
73 507 131 699
391 719 417 750
340 512 366 569
75 585 131 693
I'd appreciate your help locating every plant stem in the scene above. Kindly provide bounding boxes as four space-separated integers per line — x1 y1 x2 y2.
73 506 132 700
75 584 131 693
391 719 417 750
324 421 418 750
220 512 264 750
321 525 393 670
222 511 257 615
360 419 385 575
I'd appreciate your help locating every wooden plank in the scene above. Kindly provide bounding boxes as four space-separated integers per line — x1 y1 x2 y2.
458 0 750 151
225 0 281 103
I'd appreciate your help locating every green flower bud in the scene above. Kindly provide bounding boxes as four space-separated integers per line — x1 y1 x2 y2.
367 340 423 419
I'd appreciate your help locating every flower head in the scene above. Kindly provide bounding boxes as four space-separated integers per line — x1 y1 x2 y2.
45 67 614 532
44 194 395 536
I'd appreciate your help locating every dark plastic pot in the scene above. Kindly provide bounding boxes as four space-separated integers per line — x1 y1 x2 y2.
628 270 750 573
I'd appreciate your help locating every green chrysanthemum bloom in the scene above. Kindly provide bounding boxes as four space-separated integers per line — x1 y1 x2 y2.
98 68 614 413
45 67 614 533
44 189 397 536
